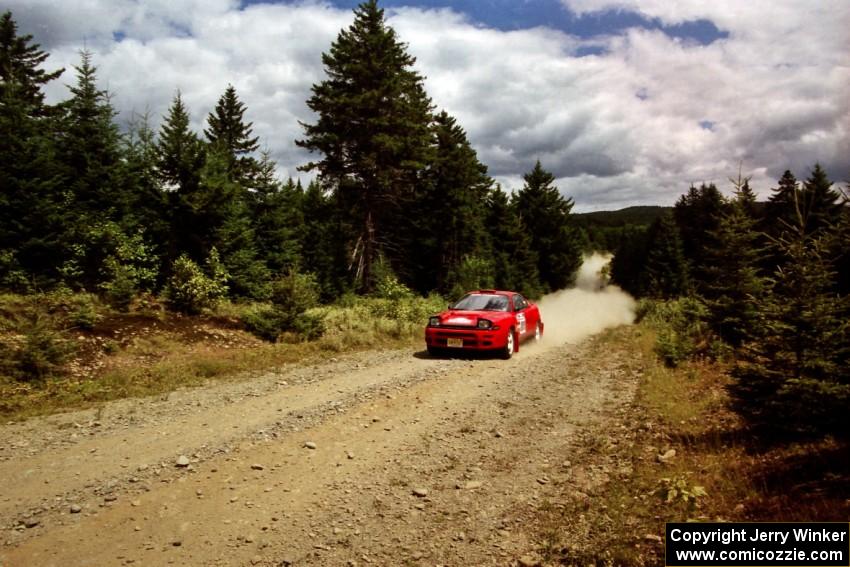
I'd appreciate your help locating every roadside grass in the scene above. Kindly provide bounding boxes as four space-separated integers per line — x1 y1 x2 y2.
532 325 849 566
0 292 441 421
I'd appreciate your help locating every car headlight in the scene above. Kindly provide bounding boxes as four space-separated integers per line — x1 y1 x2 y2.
477 319 492 329
429 316 441 327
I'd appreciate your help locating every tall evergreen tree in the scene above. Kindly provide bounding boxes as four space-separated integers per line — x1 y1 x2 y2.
155 91 205 194
189 147 269 299
701 200 764 346
0 11 64 289
761 170 803 276
834 187 850 296
155 92 206 264
730 167 758 220
486 185 542 298
416 110 492 293
673 183 727 293
513 161 582 292
250 159 304 275
733 218 850 434
299 180 349 300
0 11 63 112
297 0 434 292
763 170 800 236
641 212 691 299
799 163 842 235
610 227 650 297
58 50 124 216
204 84 259 184
122 111 170 283
56 50 131 289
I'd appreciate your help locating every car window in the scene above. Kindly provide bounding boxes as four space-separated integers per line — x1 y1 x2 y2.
513 294 527 310
451 294 509 311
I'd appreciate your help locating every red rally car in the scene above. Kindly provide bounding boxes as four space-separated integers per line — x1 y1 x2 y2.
425 290 543 359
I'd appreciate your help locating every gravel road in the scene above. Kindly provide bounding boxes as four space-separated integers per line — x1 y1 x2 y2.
0 328 643 566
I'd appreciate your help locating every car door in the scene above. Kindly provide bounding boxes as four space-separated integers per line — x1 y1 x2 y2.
512 294 529 337
515 293 539 338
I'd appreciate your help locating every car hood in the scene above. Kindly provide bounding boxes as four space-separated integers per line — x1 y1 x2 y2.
435 310 510 326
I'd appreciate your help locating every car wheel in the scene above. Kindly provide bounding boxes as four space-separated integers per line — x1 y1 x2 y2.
534 322 542 342
427 346 443 357
501 328 515 359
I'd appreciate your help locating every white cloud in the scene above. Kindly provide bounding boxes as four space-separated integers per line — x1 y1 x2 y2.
7 0 848 210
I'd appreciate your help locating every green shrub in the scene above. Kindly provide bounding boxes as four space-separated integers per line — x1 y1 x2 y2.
241 306 287 342
166 250 229 314
38 290 103 330
0 249 31 292
639 297 710 367
271 270 321 313
0 313 73 382
242 270 325 342
374 273 414 301
99 262 138 311
67 295 101 330
291 311 326 341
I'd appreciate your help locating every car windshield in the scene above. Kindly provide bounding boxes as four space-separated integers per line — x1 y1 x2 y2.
451 294 509 312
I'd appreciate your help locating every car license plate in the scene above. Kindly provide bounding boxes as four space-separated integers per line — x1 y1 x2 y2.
446 338 463 348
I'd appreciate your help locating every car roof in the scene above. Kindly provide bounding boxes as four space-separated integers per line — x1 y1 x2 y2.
466 290 516 297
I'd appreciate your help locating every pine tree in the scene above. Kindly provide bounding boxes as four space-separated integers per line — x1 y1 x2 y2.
673 183 727 293
730 167 758 219
56 50 131 289
799 163 842 235
204 84 259 184
250 160 304 275
701 200 764 346
59 51 124 214
299 180 349 300
733 218 850 434
513 161 582 292
486 185 542 298
296 0 434 292
155 92 206 263
834 188 850 295
0 11 63 112
763 170 800 237
641 212 691 299
0 11 64 289
155 91 205 194
416 111 493 293
122 111 169 285
189 147 269 299
610 227 650 296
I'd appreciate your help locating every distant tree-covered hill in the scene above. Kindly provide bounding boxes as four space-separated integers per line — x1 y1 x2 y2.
574 206 672 252
574 205 671 228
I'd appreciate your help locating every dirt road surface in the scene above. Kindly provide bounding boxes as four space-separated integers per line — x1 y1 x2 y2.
0 330 644 566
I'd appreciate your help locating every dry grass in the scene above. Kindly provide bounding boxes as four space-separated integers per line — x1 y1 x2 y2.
0 293 430 420
531 325 849 566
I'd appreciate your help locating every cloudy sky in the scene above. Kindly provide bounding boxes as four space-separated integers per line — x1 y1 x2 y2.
8 0 849 211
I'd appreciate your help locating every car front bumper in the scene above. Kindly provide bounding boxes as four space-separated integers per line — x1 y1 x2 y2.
424 326 508 350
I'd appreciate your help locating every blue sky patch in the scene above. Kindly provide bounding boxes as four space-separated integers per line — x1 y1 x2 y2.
244 0 728 45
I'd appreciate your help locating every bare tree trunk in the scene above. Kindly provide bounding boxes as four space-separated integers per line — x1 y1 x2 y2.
362 210 376 293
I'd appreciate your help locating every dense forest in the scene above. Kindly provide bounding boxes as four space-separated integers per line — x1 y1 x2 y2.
610 171 850 436
0 2 583 310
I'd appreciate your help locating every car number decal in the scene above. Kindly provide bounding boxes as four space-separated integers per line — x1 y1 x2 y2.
517 313 526 334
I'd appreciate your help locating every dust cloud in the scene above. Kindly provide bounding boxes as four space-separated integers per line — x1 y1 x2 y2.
536 253 636 345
